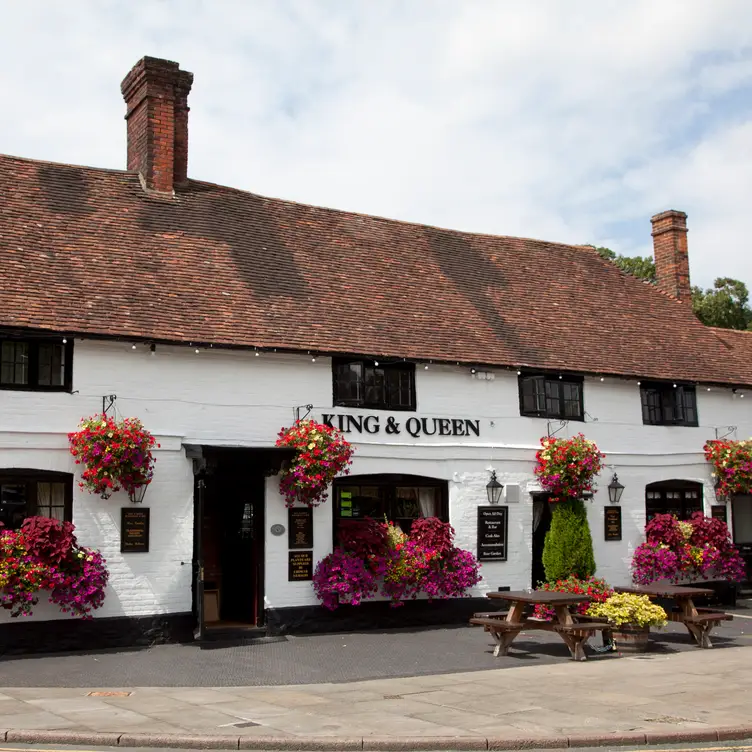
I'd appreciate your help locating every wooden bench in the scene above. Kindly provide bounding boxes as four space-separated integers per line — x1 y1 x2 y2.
553 621 612 661
471 611 508 621
677 611 732 649
469 617 524 656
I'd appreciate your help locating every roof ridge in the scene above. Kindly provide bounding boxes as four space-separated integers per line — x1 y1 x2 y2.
0 152 133 177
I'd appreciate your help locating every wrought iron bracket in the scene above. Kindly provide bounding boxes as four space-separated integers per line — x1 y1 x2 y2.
547 420 568 437
294 403 314 421
102 394 117 415
584 412 599 423
714 426 737 440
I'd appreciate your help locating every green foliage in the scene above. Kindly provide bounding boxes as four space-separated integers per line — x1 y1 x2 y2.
692 277 752 331
593 246 656 282
542 499 596 582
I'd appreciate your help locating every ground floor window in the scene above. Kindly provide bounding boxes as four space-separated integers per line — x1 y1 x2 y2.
731 495 752 544
645 480 703 522
0 470 72 529
333 474 448 542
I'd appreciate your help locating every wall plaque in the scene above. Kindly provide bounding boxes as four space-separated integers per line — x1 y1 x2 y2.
711 505 728 524
288 507 314 549
477 506 508 562
121 507 150 553
604 506 622 541
288 550 313 581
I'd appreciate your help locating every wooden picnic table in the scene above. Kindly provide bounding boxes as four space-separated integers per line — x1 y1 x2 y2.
616 584 733 649
469 590 612 662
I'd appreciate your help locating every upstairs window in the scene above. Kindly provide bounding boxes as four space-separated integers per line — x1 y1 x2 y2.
640 383 697 426
519 374 584 420
0 471 72 530
333 359 415 411
0 336 72 392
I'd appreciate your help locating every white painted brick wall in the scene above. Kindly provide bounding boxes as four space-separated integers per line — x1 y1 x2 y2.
0 339 747 624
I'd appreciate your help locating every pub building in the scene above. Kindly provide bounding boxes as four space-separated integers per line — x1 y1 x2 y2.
1 56 751 652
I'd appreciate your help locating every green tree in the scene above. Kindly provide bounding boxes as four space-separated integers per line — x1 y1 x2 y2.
542 499 596 582
692 277 752 331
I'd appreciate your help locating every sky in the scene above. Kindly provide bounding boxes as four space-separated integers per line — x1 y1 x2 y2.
1 0 751 289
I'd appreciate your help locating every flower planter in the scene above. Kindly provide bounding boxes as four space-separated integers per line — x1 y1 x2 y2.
612 624 650 653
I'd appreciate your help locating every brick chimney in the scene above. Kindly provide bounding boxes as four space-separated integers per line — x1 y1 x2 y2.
121 57 194 193
651 209 690 302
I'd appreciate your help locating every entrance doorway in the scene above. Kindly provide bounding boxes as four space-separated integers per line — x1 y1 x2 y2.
531 495 552 588
191 446 292 638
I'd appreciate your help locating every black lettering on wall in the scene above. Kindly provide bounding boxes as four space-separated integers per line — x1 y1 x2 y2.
363 416 380 434
406 418 421 437
346 415 363 433
465 420 480 437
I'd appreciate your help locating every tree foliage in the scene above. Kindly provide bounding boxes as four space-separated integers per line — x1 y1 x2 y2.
542 499 596 582
592 246 752 331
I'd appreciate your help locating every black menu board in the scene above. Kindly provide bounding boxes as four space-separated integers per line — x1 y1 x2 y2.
288 507 314 549
121 508 150 553
604 506 622 541
288 550 313 581
477 506 508 561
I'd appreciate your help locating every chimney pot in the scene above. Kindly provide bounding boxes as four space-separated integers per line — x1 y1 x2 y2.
651 209 690 302
121 56 194 193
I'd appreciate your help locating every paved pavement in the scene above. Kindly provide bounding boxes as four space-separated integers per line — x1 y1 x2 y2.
1 608 750 687
0 622 750 747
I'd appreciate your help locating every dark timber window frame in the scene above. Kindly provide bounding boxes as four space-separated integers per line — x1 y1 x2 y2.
0 470 73 530
333 474 449 542
332 358 416 411
0 334 73 392
640 382 698 426
645 480 703 522
518 373 584 421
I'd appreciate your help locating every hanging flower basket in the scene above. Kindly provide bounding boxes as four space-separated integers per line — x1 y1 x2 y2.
703 439 752 500
275 419 354 508
68 414 158 500
534 433 605 502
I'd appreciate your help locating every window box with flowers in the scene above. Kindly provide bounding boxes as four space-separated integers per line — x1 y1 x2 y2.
0 516 109 619
312 517 482 610
534 434 604 582
275 420 354 508
68 414 158 502
631 512 746 585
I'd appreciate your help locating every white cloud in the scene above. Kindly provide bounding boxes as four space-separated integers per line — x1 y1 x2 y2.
1 0 751 287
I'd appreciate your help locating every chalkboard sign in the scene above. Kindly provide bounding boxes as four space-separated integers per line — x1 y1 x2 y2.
288 550 313 581
288 507 314 549
477 506 508 562
711 505 728 524
604 506 622 541
121 508 150 553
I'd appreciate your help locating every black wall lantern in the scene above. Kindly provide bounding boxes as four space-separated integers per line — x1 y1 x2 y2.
486 470 504 505
608 473 625 504
128 484 148 504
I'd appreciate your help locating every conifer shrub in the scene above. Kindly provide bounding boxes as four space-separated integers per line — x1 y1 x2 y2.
542 499 596 581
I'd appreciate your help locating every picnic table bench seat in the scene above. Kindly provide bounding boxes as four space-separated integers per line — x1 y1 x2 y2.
469 617 525 656
683 611 733 623
471 611 509 621
553 621 612 633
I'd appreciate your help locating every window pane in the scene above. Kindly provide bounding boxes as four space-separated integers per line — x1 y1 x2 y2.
364 367 386 406
338 485 382 519
386 368 413 409
678 387 697 426
521 376 545 415
334 362 363 405
544 379 560 417
1 342 29 385
38 344 65 387
641 388 662 425
393 487 421 519
562 381 582 418
0 483 29 529
37 482 66 521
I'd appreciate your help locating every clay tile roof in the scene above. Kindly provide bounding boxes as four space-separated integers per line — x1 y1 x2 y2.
1 152 750 386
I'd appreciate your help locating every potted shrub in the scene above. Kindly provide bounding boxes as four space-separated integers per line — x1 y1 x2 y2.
588 592 667 653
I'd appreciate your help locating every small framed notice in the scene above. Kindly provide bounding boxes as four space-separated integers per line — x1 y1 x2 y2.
477 506 508 562
604 506 622 541
288 507 314 549
121 507 150 553
288 550 313 581
711 505 728 525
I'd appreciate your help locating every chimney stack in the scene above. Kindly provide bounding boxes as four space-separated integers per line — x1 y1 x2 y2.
651 209 690 302
121 57 194 193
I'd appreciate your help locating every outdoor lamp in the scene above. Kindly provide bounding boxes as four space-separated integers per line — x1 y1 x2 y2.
486 471 504 505
128 484 149 504
608 473 625 504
